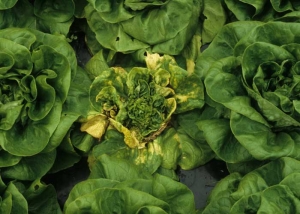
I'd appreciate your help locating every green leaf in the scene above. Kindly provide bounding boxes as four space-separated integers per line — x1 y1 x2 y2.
0 0 35 29
65 157 196 213
84 0 203 55
0 100 62 156
195 21 263 78
202 157 300 213
0 0 18 10
34 0 75 22
201 0 227 44
84 50 110 79
2 182 28 214
23 179 62 214
1 150 56 181
64 178 120 209
65 186 170 214
89 154 152 181
49 132 81 173
0 150 21 167
198 118 253 163
230 112 300 160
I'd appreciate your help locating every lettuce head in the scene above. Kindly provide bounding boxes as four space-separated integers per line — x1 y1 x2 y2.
195 21 300 173
82 0 203 55
81 53 204 149
0 27 77 181
201 157 300 214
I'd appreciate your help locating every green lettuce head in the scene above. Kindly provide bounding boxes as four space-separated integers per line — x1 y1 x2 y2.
81 53 204 148
0 177 62 214
224 0 300 21
0 0 75 36
201 157 300 214
64 154 197 214
195 21 300 170
81 0 203 55
0 28 75 157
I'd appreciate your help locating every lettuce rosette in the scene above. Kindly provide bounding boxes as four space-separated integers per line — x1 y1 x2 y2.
0 176 61 214
0 0 75 36
64 154 197 214
195 21 300 173
81 53 214 173
224 0 300 21
81 0 202 56
201 157 300 214
0 27 78 180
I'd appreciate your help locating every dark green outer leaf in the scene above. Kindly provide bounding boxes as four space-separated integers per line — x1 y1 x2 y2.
224 0 299 22
0 0 75 36
43 66 92 153
202 157 300 214
23 179 62 214
65 187 171 214
0 150 21 167
234 22 300 57
204 56 269 126
121 0 201 49
85 0 202 55
0 0 18 10
0 0 35 30
0 37 32 74
230 112 300 160
0 100 62 156
195 21 263 79
84 3 149 53
89 154 153 181
66 152 196 213
198 118 253 163
201 0 227 44
224 0 269 21
1 150 56 181
2 182 28 214
34 0 75 22
28 28 77 79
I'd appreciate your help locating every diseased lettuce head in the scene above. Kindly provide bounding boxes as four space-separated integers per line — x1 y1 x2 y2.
81 53 204 148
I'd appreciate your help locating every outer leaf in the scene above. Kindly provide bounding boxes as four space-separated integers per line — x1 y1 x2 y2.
65 187 170 214
64 178 120 209
2 182 28 214
0 100 62 156
0 150 21 167
198 118 253 163
0 0 75 36
84 0 202 55
44 66 92 152
202 157 300 213
195 21 263 79
89 154 152 181
201 0 227 44
34 0 74 22
90 129 163 175
0 0 35 29
65 156 196 213
23 179 62 214
0 0 18 9
84 3 149 53
1 150 56 181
